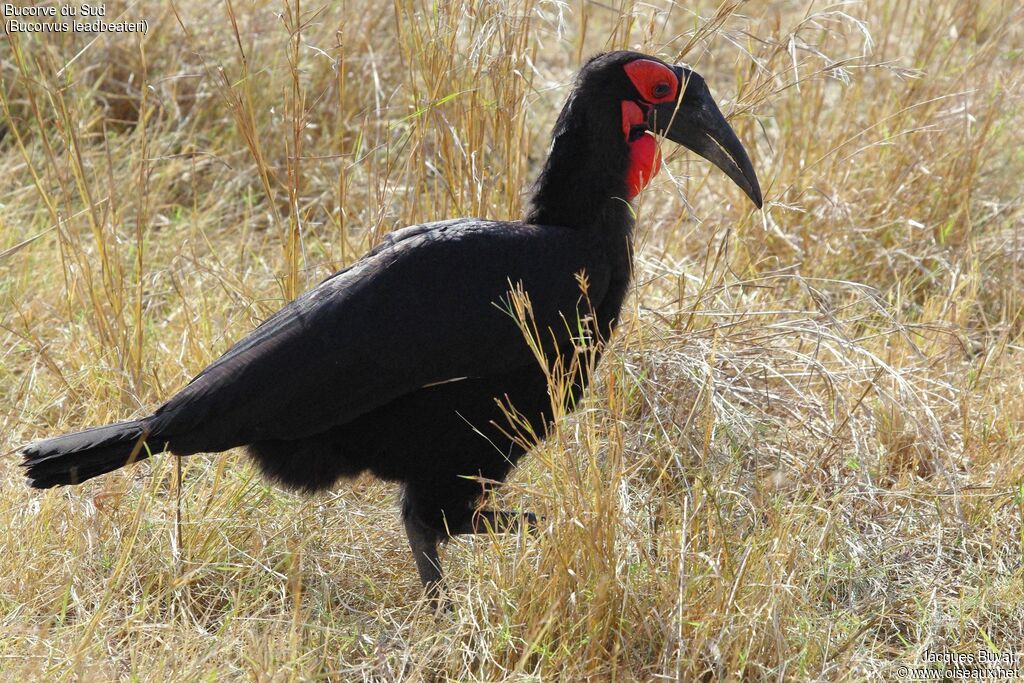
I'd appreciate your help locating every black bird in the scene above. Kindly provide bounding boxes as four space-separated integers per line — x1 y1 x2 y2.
21 51 761 599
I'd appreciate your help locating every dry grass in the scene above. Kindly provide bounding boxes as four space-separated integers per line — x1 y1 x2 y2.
2 0 1023 679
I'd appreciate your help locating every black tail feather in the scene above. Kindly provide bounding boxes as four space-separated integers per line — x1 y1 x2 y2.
21 419 166 488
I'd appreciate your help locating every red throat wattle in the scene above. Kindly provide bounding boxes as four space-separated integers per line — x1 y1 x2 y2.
621 101 661 200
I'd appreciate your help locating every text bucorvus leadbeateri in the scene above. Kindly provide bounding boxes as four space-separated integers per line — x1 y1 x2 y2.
22 51 762 601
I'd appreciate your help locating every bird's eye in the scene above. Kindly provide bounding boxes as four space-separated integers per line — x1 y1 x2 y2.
653 83 671 99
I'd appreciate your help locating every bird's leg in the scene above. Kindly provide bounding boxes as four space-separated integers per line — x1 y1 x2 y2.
402 514 444 607
453 509 539 535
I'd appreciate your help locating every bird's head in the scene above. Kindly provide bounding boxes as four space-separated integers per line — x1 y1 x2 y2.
575 51 763 207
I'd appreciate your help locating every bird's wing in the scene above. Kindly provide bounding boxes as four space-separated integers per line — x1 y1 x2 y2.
152 219 612 448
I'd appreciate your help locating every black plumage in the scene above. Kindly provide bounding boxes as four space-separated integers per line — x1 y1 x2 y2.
21 51 761 599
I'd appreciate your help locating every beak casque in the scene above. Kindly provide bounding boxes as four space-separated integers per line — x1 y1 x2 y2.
651 66 763 209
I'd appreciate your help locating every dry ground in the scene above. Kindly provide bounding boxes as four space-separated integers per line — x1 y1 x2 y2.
1 0 1023 680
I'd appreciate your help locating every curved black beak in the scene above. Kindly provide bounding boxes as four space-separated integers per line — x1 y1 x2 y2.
651 66 763 209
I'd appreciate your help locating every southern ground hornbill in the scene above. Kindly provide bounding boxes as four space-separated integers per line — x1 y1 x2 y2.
21 51 762 600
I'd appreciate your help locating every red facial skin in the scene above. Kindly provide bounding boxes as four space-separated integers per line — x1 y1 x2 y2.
624 59 679 104
621 59 680 199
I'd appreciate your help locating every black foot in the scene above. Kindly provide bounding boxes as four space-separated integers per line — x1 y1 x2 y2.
453 509 540 535
402 502 540 611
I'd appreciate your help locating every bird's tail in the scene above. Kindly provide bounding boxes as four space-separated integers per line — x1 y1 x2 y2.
21 419 167 489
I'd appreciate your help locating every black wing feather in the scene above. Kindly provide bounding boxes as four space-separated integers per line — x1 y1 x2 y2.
152 219 610 452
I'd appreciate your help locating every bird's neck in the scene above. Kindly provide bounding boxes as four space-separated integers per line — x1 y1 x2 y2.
524 96 636 240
